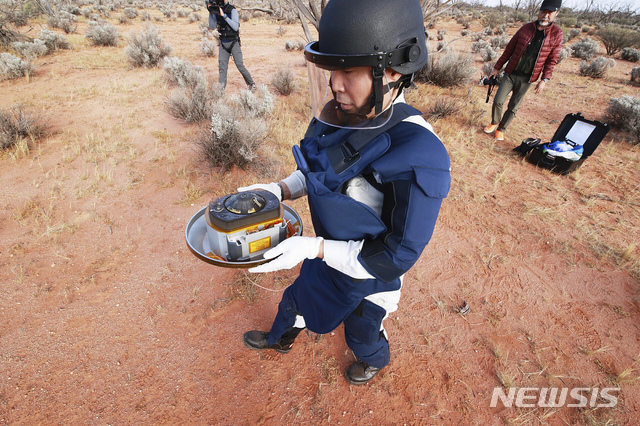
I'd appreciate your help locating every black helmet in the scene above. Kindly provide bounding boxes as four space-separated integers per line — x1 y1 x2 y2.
304 0 427 128
306 0 427 74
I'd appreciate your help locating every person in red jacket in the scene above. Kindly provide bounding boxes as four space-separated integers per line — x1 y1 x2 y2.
484 0 563 142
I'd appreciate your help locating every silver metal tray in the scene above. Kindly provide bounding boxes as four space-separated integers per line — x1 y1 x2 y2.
185 204 303 268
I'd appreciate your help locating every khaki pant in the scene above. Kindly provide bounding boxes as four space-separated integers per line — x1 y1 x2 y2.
491 73 532 131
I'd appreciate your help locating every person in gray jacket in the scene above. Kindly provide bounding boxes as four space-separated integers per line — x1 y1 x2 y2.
207 0 255 91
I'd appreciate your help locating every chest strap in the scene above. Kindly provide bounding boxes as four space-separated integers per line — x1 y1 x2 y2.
326 103 422 175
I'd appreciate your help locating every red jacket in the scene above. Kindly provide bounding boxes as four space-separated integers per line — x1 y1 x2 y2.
494 22 563 83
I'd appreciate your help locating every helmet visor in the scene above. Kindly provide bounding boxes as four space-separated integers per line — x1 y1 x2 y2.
306 61 394 130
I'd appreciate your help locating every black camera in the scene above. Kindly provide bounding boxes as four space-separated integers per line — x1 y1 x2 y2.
207 0 224 13
482 76 499 86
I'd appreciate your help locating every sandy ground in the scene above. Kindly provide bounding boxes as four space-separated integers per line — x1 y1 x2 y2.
1 10 640 425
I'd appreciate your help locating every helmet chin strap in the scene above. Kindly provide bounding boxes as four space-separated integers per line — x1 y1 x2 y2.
328 68 412 120
372 67 385 115
370 69 413 115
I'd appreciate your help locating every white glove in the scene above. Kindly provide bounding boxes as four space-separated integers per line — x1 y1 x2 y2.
237 182 282 201
249 236 323 273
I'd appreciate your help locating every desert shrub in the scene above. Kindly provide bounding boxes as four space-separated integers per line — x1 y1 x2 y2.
199 37 217 57
197 87 273 170
414 53 476 87
285 40 305 51
39 28 71 50
461 30 471 37
509 11 528 23
596 26 640 56
124 26 172 68
271 67 296 95
0 53 32 79
480 47 498 62
490 34 509 50
59 18 77 34
140 11 151 21
481 62 495 76
494 25 507 36
189 12 201 23
85 21 119 47
426 97 463 121
123 7 138 19
471 40 490 53
571 37 600 60
436 41 449 53
166 81 216 123
231 85 275 118
0 105 49 150
567 28 581 41
162 56 205 89
276 26 287 37
557 16 578 28
11 39 48 59
470 32 487 42
177 9 188 18
481 27 494 37
631 67 640 83
437 29 447 41
58 10 77 22
605 95 640 144
456 16 472 29
61 4 80 15
481 11 505 30
621 47 640 62
557 46 571 64
4 9 29 27
579 56 615 78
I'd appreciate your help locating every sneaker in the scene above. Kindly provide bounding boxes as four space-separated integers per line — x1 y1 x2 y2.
494 130 505 141
543 140 584 161
484 123 499 134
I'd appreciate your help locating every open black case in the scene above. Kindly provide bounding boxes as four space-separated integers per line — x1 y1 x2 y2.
525 112 610 175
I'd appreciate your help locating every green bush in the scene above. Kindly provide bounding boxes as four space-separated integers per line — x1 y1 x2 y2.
596 26 640 56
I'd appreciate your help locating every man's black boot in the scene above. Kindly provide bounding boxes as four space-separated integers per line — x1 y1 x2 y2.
242 328 302 354
345 360 382 385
